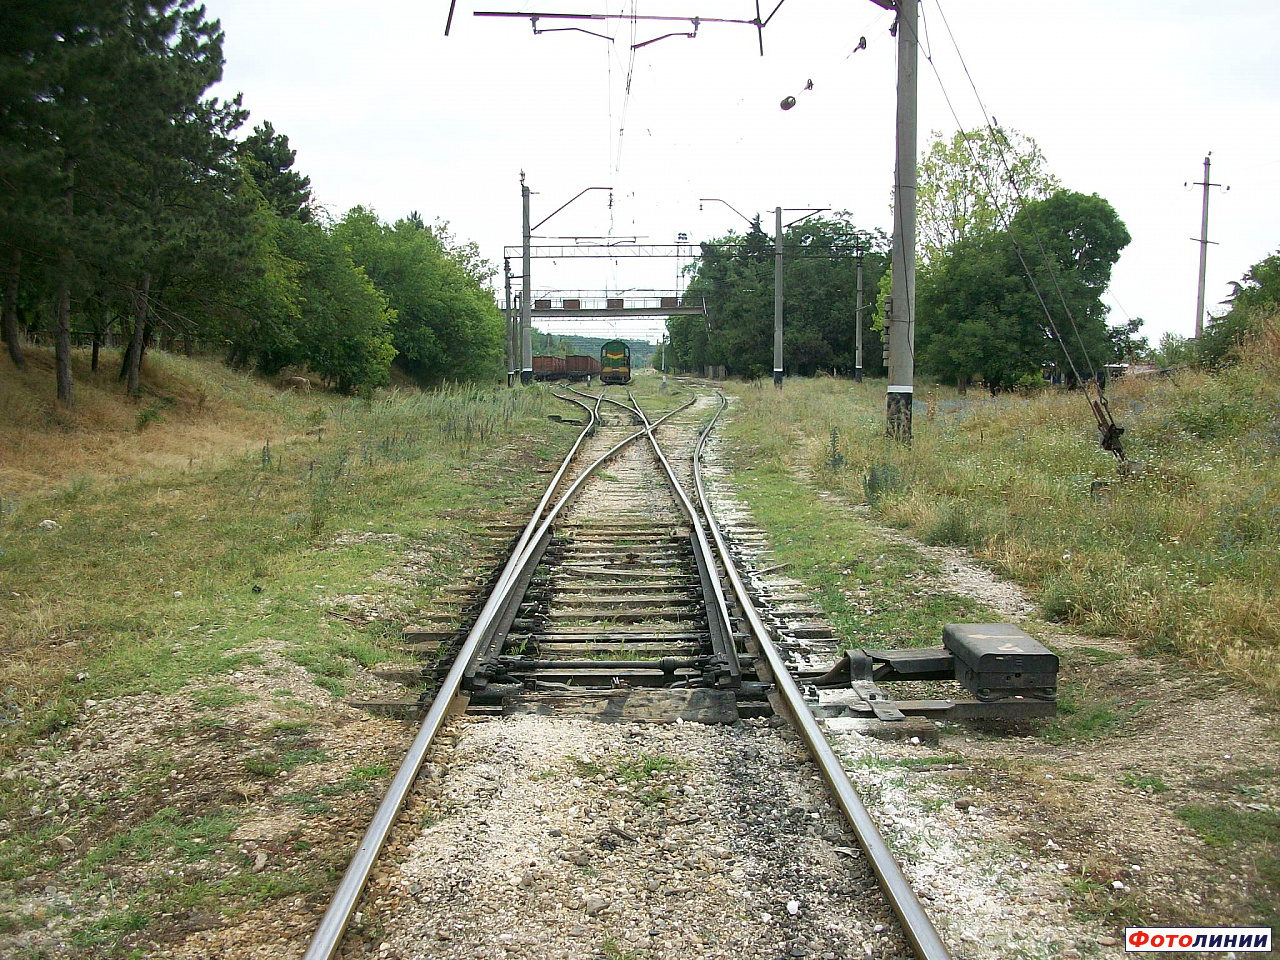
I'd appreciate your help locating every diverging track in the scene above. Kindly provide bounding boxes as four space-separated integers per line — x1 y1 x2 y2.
305 386 950 960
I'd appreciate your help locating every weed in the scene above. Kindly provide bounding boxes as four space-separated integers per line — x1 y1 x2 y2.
863 463 899 505
265 719 312 736
192 685 253 710
615 754 679 782
573 759 607 779
599 937 647 960
893 753 965 770
1120 772 1170 793
1041 686 1130 744
135 401 169 432
824 427 845 472
720 366 1280 702
1176 804 1280 847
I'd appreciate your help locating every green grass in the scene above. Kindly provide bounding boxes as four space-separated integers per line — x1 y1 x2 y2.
1039 681 1151 744
721 353 1280 700
1121 772 1170 793
0 360 581 955
615 754 679 782
1177 804 1280 848
718 452 997 649
1177 802 1280 926
192 684 254 710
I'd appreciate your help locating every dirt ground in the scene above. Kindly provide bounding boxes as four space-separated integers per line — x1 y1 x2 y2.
781 481 1280 958
5 389 1275 960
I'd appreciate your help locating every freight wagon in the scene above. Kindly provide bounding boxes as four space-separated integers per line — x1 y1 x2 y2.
533 354 601 381
565 354 601 380
531 355 566 380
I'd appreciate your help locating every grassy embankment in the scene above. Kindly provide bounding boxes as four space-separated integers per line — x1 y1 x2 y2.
715 327 1280 933
0 348 578 953
720 322 1280 703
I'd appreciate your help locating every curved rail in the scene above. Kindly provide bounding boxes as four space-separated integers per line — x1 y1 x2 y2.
690 395 952 960
304 391 696 960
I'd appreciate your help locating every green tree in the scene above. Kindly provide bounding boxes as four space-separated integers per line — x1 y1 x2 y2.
169 163 302 372
333 207 502 384
1153 332 1192 369
1197 249 1280 366
918 190 1130 392
917 126 1059 264
1108 315 1149 365
239 120 313 223
676 215 888 378
281 219 395 392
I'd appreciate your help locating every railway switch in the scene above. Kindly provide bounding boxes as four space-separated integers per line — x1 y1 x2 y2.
810 622 1059 722
943 623 1058 702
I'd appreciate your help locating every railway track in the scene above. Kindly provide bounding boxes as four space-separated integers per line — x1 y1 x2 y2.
304 386 951 960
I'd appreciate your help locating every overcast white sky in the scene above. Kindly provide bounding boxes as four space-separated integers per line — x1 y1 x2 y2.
206 0 1280 346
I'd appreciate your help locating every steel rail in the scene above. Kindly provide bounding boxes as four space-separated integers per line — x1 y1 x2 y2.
629 392 741 682
304 393 694 960
565 385 641 423
303 391 601 960
565 385 673 427
690 395 952 960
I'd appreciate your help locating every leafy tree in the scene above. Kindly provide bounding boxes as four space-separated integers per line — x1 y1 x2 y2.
169 163 302 371
918 190 1130 392
1108 315 1149 364
674 215 888 378
1226 249 1280 316
239 120 313 222
280 219 395 392
1197 249 1280 366
333 207 502 384
1153 332 1192 369
917 126 1059 264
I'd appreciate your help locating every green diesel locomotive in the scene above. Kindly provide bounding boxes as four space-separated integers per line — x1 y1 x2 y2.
599 340 631 385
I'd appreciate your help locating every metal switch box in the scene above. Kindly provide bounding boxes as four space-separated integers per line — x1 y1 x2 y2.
943 623 1058 702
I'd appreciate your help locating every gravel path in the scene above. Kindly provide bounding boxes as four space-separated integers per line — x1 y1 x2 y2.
345 389 914 960
369 716 909 960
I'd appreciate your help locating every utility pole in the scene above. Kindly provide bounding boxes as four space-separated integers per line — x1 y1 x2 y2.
701 198 824 388
660 328 668 392
503 258 515 387
855 251 864 383
520 175 533 384
1190 153 1224 339
886 0 918 441
774 206 784 388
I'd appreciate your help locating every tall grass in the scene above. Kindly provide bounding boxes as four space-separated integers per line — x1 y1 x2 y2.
725 316 1280 702
0 360 569 740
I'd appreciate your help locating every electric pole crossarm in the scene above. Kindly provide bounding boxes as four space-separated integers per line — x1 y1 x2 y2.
783 207 830 228
699 198 754 227
473 10 757 25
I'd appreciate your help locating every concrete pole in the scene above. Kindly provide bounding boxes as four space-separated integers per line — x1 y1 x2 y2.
887 0 917 440
521 182 533 384
1194 154 1211 339
503 258 514 387
773 206 784 388
855 254 864 383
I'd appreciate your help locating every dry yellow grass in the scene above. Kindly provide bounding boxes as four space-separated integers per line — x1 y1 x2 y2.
0 347 318 496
